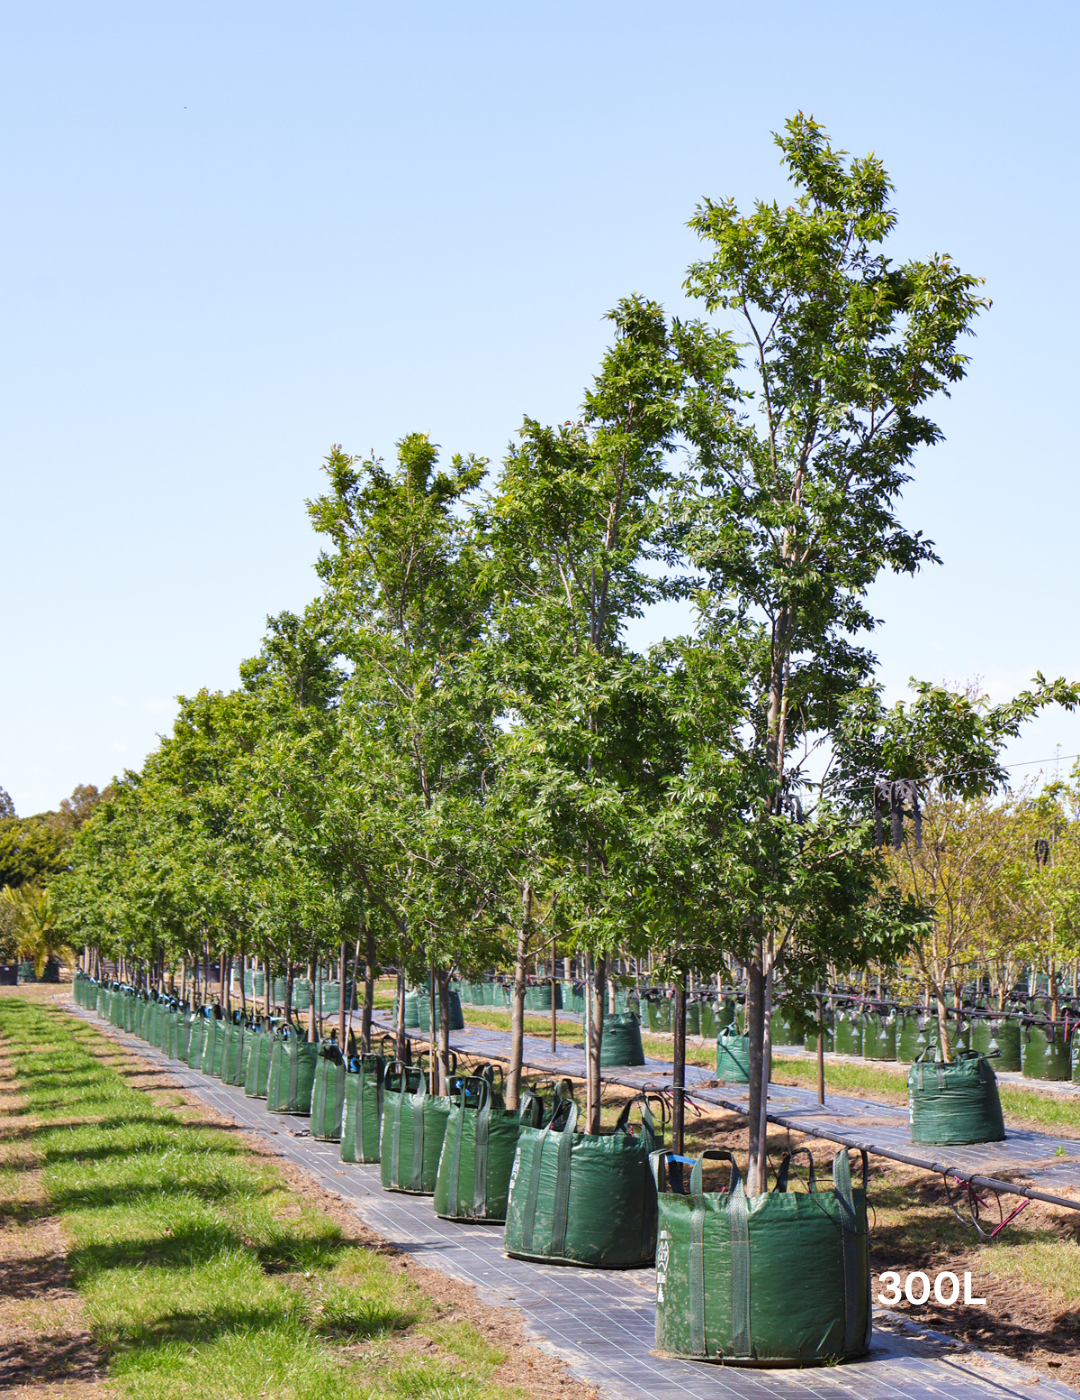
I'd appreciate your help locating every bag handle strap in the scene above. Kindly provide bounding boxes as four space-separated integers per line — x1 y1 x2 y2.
689 1148 738 1196
832 1149 868 1355
772 1147 816 1193
548 1098 578 1258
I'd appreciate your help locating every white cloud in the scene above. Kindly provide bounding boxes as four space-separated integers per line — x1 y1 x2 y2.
142 698 175 714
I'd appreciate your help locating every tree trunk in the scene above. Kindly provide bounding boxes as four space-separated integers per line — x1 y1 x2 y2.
745 960 766 1195
395 970 407 1061
586 955 607 1134
239 951 246 1017
935 984 952 1060
284 962 294 1030
506 886 531 1113
263 953 271 1021
672 975 686 1155
307 952 319 1042
222 953 232 1014
361 924 374 1052
337 939 347 1044
436 967 451 1094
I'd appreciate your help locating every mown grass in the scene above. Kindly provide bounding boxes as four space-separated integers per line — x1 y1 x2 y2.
0 998 520 1400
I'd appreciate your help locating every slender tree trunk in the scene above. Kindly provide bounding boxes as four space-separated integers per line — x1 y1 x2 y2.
284 962 294 1030
395 970 407 1061
745 960 766 1194
506 885 531 1112
337 939 347 1043
361 924 374 1052
549 931 557 1054
754 945 774 1193
222 953 232 1014
935 984 952 1060
307 952 318 1042
437 967 451 1095
264 952 271 1021
586 954 607 1134
672 974 686 1155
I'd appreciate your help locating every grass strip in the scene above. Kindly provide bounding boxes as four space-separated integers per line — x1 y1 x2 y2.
0 997 518 1400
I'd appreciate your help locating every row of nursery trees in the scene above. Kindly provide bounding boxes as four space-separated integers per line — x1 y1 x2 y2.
52 117 1080 1193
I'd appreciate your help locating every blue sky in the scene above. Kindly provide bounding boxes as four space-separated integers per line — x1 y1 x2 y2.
3 1 1079 815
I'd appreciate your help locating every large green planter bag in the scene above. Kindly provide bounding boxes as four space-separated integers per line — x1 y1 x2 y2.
222 1019 248 1086
685 1002 702 1038
652 1147 871 1365
504 1098 660 1268
186 1016 207 1068
908 1052 1005 1145
699 1001 717 1039
987 1017 1021 1072
174 1011 192 1061
266 1029 318 1114
341 1055 385 1163
1073 1033 1080 1083
768 1009 790 1048
862 1011 897 1061
896 1013 923 1063
434 1078 542 1223
833 1011 862 1057
600 1013 646 1067
717 1032 750 1084
1022 1023 1071 1081
969 1018 993 1055
200 1016 223 1077
244 1027 272 1098
161 1009 179 1060
379 1063 452 1194
311 1042 347 1141
524 983 563 1013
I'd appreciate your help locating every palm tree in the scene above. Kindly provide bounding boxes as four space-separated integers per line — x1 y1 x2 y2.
1 884 74 977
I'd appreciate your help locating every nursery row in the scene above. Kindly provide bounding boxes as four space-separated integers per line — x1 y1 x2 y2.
76 972 875 1366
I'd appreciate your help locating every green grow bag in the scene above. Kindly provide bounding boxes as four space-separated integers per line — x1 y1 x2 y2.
987 1017 1022 1072
861 1012 897 1061
160 1009 178 1059
524 983 563 1012
715 998 736 1033
434 1078 542 1223
222 1019 248 1086
266 1029 318 1114
685 1002 702 1038
1022 1023 1071 1081
717 1031 750 1084
310 1042 347 1141
244 1026 272 1098
185 1016 207 1068
652 1147 871 1365
200 1016 223 1077
1073 1033 1080 1084
174 1010 192 1060
699 1001 717 1039
969 1018 993 1056
896 1013 924 1063
504 1097 660 1267
833 1011 862 1057
908 1052 1005 1145
600 1013 646 1067
379 1062 452 1194
341 1055 385 1163
244 970 267 1000
768 1009 790 1048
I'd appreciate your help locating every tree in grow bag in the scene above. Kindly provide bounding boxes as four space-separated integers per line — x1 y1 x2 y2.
600 1013 646 1067
987 1016 1022 1072
379 1058 454 1194
185 1014 206 1068
908 1050 1005 1145
244 1024 273 1098
266 1025 318 1114
222 1015 248 1086
310 1038 347 1141
652 1147 871 1365
861 1009 897 1060
340 1052 386 1164
504 1096 661 1268
1021 1021 1071 1081
716 1031 750 1084
434 1076 543 1223
833 1009 862 1057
